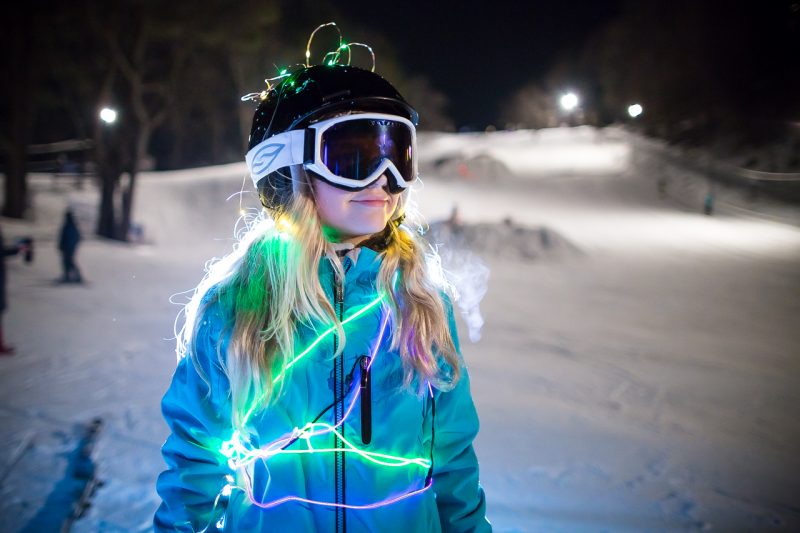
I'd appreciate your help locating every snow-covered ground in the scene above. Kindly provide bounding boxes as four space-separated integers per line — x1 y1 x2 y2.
1 127 799 531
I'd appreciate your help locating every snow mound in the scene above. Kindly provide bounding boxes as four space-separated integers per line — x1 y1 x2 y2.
419 127 632 178
427 218 582 261
422 217 581 344
134 163 257 249
426 153 514 183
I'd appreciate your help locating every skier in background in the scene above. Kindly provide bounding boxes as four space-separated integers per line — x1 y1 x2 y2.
58 209 82 283
703 190 716 216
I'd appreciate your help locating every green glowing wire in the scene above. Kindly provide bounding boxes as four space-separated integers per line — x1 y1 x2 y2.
296 423 431 468
240 293 387 426
278 448 430 468
223 422 431 470
273 293 386 383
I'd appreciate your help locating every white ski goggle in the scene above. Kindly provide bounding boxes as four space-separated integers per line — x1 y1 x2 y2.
246 113 417 193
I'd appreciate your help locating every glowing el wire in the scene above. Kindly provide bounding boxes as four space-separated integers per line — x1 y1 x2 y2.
241 22 380 104
225 422 431 470
217 304 434 512
247 477 432 510
239 292 387 427
239 304 389 447
274 292 386 384
305 22 342 68
344 42 376 72
216 20 432 522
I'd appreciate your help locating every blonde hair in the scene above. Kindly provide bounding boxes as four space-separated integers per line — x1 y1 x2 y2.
177 167 460 432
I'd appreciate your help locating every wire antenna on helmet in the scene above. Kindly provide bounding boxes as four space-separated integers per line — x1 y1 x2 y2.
240 70 291 103
241 22 380 103
305 22 342 68
343 43 376 72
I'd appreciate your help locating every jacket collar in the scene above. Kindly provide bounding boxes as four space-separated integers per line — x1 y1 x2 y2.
319 242 382 280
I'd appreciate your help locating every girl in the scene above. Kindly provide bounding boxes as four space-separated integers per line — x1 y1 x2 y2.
155 48 490 532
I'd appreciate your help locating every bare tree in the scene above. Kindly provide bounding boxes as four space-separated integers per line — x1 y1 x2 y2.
88 3 192 240
579 0 800 140
155 1 283 168
396 76 455 132
1 8 36 219
500 84 558 130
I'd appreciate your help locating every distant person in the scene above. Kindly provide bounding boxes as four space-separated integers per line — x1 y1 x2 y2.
1 227 27 355
704 191 715 216
58 209 83 283
128 222 145 243
449 204 463 227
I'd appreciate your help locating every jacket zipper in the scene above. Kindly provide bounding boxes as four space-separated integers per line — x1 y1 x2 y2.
360 355 372 445
333 270 346 533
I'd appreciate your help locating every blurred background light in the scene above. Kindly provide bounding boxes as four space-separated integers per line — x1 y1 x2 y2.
99 107 117 124
627 103 643 118
559 92 579 111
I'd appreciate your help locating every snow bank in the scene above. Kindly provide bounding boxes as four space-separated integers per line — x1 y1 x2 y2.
419 126 632 178
428 219 582 262
2 126 799 531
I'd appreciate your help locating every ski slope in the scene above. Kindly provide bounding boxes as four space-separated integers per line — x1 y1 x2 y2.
1 127 798 532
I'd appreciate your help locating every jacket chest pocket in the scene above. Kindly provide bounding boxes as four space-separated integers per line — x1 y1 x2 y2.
363 364 427 455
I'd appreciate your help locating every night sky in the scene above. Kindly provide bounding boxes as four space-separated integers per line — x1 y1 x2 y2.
331 0 622 128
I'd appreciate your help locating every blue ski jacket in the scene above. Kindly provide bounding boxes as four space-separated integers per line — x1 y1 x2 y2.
154 245 490 532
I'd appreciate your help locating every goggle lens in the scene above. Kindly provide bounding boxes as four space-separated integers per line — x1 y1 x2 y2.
319 118 414 184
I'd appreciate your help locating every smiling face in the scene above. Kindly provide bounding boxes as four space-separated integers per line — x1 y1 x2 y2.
311 173 400 245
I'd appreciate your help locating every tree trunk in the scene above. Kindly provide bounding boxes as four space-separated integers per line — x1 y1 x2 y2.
118 123 149 242
119 172 134 241
94 130 125 240
2 9 33 219
166 109 185 169
93 67 125 240
95 170 117 239
2 144 28 219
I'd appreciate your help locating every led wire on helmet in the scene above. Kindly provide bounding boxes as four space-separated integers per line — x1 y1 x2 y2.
245 112 418 191
240 22 376 105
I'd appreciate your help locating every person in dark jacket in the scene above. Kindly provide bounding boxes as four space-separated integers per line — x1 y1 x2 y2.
1 227 24 355
58 209 82 283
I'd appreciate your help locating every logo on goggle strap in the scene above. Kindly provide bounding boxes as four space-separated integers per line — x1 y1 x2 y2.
251 143 285 175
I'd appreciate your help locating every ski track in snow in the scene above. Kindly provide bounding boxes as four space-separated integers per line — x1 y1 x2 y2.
1 127 799 531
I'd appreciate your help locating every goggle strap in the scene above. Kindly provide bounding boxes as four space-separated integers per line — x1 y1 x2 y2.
246 129 306 187
246 113 416 190
303 128 316 164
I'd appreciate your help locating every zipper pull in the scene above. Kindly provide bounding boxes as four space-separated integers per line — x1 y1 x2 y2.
334 272 344 305
360 355 372 445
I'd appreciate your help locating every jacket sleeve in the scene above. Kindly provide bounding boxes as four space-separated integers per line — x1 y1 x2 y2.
432 295 492 532
154 301 235 532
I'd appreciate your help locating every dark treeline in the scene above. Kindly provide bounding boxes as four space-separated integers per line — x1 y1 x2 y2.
502 1 800 148
0 0 452 239
5 1 798 235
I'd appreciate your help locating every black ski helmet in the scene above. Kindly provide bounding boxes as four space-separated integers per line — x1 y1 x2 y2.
247 64 418 210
